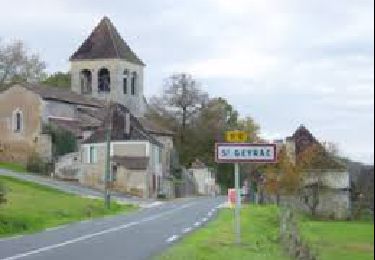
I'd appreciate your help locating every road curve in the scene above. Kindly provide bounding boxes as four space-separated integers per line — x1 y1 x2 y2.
0 196 225 260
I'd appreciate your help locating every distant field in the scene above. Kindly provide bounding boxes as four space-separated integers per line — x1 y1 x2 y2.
0 176 135 237
0 162 26 173
157 205 288 260
299 217 374 260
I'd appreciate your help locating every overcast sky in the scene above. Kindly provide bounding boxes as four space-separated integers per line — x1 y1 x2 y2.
1 0 373 164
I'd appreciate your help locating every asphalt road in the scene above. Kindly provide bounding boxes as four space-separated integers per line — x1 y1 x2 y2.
0 196 225 260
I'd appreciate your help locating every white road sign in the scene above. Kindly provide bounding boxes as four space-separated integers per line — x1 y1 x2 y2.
215 143 277 163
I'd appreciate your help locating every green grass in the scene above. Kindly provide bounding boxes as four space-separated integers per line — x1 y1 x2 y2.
299 216 374 260
0 176 136 237
0 162 26 173
157 205 289 260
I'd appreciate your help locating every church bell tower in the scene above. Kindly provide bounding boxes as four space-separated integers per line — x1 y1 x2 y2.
69 16 145 117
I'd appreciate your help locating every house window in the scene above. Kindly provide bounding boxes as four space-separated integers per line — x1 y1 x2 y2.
80 69 92 94
88 146 97 164
111 164 118 182
98 68 110 92
123 69 129 94
13 109 23 133
131 71 137 95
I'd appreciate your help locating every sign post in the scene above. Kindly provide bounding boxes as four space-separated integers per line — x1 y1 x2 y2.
234 162 241 244
216 138 277 245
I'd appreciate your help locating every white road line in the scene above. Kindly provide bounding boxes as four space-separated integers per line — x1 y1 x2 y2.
166 235 179 243
202 217 208 222
194 221 201 227
182 227 192 234
207 212 213 217
0 202 198 260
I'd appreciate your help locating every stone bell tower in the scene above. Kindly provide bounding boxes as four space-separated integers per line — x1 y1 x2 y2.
69 16 146 117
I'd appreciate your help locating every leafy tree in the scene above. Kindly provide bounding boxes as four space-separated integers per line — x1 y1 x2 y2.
0 40 46 90
42 72 71 88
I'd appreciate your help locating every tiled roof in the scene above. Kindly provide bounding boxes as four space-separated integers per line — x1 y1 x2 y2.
83 103 162 146
70 16 145 65
22 83 104 107
138 117 174 136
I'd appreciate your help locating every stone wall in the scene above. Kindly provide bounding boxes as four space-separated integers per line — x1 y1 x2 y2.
70 59 145 117
0 85 51 163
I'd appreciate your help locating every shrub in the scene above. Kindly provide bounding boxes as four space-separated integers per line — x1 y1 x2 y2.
0 181 6 205
26 153 52 176
157 193 167 200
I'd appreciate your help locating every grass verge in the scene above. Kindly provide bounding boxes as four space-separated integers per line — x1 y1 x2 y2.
157 205 288 260
0 175 136 237
299 216 374 260
0 162 26 173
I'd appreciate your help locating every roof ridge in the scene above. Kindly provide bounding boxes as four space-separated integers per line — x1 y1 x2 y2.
104 17 120 59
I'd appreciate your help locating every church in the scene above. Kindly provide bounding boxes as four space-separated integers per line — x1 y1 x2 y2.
0 17 175 199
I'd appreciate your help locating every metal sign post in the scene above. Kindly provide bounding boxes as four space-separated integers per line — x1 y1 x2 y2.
234 162 241 244
216 138 277 246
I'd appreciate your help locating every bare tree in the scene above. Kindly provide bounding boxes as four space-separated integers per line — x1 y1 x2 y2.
159 73 208 144
0 40 46 90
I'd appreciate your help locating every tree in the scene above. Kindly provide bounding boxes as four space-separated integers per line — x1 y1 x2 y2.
160 73 208 145
42 72 71 88
0 40 46 90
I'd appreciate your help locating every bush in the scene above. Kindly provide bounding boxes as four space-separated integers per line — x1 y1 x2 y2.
26 153 52 176
0 181 6 205
157 193 167 200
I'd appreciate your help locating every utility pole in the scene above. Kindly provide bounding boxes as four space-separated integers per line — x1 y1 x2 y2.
104 100 112 209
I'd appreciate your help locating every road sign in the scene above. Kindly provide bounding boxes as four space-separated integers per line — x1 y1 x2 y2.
215 143 277 163
225 130 248 143
215 142 277 245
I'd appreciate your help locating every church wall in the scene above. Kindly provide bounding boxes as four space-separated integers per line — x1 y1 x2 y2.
0 85 52 163
70 59 145 117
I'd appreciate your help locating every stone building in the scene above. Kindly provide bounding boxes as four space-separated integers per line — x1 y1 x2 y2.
70 16 146 117
0 17 175 198
280 125 350 219
0 84 102 163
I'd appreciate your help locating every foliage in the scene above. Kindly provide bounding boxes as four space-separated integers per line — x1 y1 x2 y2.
147 75 260 190
0 40 46 90
44 124 77 157
264 147 301 196
297 143 346 170
157 205 288 260
148 73 208 146
26 152 51 175
0 181 6 205
299 216 374 260
42 71 71 88
0 176 135 237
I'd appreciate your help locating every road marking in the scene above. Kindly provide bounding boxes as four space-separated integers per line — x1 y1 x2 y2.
166 235 179 243
182 227 192 234
194 221 201 227
0 202 197 260
202 217 208 222
207 212 213 217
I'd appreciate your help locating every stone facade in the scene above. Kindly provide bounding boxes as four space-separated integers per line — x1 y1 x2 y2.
80 141 163 198
0 86 51 163
70 59 145 117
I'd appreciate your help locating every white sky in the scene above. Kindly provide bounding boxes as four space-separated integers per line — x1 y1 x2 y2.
0 0 373 164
